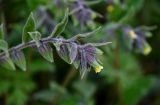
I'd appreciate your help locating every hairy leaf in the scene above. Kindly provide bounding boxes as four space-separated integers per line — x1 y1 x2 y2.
0 39 8 51
0 57 15 70
22 12 36 43
28 31 41 47
0 40 15 70
68 43 77 64
87 42 112 47
49 8 69 37
56 44 71 64
11 50 26 71
38 43 54 62
0 39 9 57
69 26 101 41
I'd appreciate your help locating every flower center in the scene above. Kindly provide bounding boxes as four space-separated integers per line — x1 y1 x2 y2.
129 30 137 39
95 65 103 73
144 45 152 55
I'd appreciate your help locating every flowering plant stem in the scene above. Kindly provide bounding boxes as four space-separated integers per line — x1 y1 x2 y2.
0 37 69 58
114 42 124 105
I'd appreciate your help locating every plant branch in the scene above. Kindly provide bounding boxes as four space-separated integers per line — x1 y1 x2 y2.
0 37 70 58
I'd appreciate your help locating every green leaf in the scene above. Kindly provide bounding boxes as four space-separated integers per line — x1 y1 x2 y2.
123 77 155 105
0 24 4 39
0 39 9 57
0 80 10 94
22 12 36 43
28 31 41 47
8 89 27 105
73 80 96 98
49 8 69 37
87 42 112 47
50 82 66 94
85 0 102 6
0 39 8 51
55 43 71 64
69 26 102 41
119 6 135 24
35 82 66 103
34 90 56 102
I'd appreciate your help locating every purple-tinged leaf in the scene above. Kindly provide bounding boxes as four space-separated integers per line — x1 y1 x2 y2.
38 43 54 62
56 43 70 63
0 56 15 70
68 43 78 64
11 50 26 71
79 49 90 79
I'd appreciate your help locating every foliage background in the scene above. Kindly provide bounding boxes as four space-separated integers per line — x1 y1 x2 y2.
0 0 160 105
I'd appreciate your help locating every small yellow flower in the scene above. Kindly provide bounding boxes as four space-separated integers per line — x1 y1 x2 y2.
129 30 137 39
107 5 114 12
144 45 152 55
95 65 103 73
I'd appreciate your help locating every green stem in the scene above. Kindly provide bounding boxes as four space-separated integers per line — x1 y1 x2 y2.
114 43 124 105
4 93 8 105
62 67 76 87
52 67 77 105
0 37 73 58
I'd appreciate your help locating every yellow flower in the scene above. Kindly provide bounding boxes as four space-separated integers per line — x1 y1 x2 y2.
107 5 114 12
143 44 152 55
129 30 137 39
95 65 103 73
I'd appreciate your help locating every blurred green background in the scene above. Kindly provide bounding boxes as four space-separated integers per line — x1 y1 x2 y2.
0 0 160 105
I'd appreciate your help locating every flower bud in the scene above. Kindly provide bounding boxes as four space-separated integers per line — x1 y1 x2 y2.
11 50 26 71
0 56 15 70
38 43 54 63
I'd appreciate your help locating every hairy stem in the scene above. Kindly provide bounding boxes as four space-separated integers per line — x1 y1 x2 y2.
0 37 70 58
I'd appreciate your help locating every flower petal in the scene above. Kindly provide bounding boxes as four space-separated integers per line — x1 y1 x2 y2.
79 49 91 78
